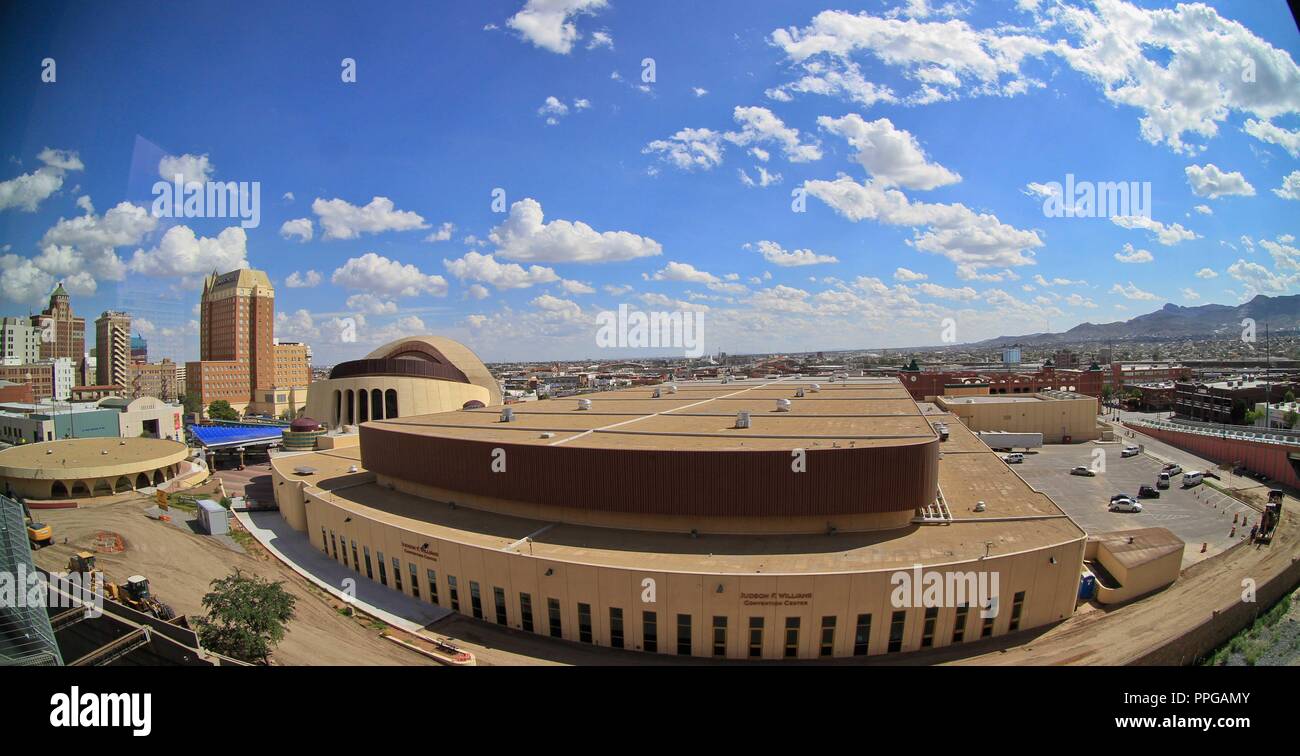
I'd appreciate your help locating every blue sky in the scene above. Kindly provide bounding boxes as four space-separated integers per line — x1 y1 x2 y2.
1 0 1297 364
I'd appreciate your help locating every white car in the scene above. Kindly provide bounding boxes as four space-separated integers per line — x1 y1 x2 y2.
1070 466 1096 477
1003 453 1024 464
1109 498 1143 513
1121 445 1140 458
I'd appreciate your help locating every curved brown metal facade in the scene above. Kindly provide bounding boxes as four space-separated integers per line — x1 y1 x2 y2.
360 424 938 517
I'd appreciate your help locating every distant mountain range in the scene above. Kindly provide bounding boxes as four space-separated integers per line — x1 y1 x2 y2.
971 294 1300 347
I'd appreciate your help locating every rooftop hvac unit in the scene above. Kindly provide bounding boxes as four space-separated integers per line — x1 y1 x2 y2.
576 398 592 410
499 407 515 423
809 383 821 392
652 387 662 398
735 410 751 429
540 432 554 439
776 398 792 412
795 387 805 398
667 384 678 394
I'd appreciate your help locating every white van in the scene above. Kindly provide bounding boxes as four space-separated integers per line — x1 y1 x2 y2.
1182 471 1204 488
1003 453 1024 464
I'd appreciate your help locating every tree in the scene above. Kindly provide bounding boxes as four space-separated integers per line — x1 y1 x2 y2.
1285 410 1298 430
207 400 239 421
193 569 297 664
1285 390 1296 404
181 393 202 415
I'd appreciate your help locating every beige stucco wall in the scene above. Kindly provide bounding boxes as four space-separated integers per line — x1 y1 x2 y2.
303 376 491 430
0 441 189 499
1096 547 1182 605
297 482 1086 660
938 396 1099 443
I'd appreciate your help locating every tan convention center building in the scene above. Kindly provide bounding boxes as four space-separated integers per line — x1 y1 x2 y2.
0 437 190 499
274 365 1091 661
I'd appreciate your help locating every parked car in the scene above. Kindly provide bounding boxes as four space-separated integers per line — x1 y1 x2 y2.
1003 453 1024 464
1182 471 1204 488
1109 498 1143 513
1070 466 1096 476
1138 485 1160 498
1121 445 1140 458
1157 472 1171 489
1110 492 1131 501
1162 463 1183 476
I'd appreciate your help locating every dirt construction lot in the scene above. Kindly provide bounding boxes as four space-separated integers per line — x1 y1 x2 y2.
1013 444 1258 566
29 494 434 666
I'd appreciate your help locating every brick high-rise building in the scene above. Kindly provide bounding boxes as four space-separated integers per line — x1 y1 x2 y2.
95 311 131 389
31 283 85 363
186 268 276 415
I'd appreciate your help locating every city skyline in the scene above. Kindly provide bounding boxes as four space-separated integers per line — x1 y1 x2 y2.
1 0 1298 366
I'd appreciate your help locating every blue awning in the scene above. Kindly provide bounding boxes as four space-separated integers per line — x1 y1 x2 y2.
190 425 283 449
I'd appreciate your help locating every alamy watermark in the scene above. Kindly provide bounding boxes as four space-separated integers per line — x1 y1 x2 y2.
151 174 261 228
1039 174 1151 219
595 304 705 358
890 564 1000 618
1 565 105 618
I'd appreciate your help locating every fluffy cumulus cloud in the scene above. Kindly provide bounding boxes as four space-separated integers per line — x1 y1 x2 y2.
1244 119 1300 158
1110 215 1198 245
0 254 57 304
0 148 84 213
644 107 820 171
1195 267 1218 279
1184 163 1255 199
803 176 1042 276
331 252 448 297
311 196 428 240
1113 243 1153 263
425 221 455 242
279 217 313 242
36 201 159 283
893 267 927 282
157 153 214 184
818 114 960 189
750 240 838 267
1274 170 1300 201
285 270 322 288
128 226 249 284
652 261 718 283
1110 281 1159 301
443 251 560 290
488 198 661 263
507 0 608 54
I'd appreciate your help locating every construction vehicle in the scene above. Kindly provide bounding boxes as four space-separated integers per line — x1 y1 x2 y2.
18 496 52 547
1257 490 1284 544
67 552 176 621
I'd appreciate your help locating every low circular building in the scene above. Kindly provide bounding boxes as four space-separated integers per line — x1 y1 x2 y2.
303 336 501 430
0 437 191 499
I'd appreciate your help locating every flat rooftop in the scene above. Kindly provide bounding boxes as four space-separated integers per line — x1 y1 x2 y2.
367 377 938 451
0 437 188 473
281 396 1085 575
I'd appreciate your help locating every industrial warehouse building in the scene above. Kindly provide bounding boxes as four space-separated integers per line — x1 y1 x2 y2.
934 390 1100 443
274 355 1096 660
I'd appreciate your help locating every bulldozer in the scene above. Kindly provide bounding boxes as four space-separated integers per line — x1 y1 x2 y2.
67 552 176 621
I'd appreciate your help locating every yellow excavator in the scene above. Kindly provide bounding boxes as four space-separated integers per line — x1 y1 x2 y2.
13 494 52 547
67 552 177 621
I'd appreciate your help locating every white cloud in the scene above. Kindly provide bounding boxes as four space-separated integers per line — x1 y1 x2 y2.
0 148 84 213
128 226 249 284
692 87 708 97
507 0 608 54
818 114 960 189
1110 215 1198 246
1110 281 1159 301
726 106 822 163
423 221 455 242
751 240 838 267
1227 258 1299 296
644 107 821 171
1243 119 1300 158
345 293 398 314
489 198 661 263
285 270 322 288
312 196 428 240
157 153 214 185
1064 293 1098 308
1113 243 1153 263
279 218 313 242
1181 288 1200 301
332 252 448 297
1033 274 1086 287
467 284 490 300
1193 204 1212 215
587 30 613 50
643 128 725 171
1195 267 1218 279
603 284 632 296
652 261 718 283
916 282 978 301
0 254 55 304
560 279 595 295
738 165 783 187
893 267 927 282
1273 170 1300 201
443 251 560 290
1184 163 1255 199
36 200 159 283
538 95 570 125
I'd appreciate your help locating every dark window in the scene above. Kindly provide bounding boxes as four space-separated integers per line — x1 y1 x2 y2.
469 581 483 619
921 607 938 647
351 541 359 573
577 603 593 643
819 616 836 657
494 587 508 625
392 558 402 592
981 605 995 638
329 531 338 560
426 569 439 605
519 593 534 632
1009 591 1026 632
447 575 459 612
340 538 348 568
642 611 658 653
320 527 328 552
712 616 727 657
376 551 387 586
784 617 800 658
385 388 398 418
888 610 906 653
677 614 692 656
547 598 562 638
409 564 419 599
748 617 764 658
853 614 872 656
609 607 624 648
362 546 373 579
952 603 969 644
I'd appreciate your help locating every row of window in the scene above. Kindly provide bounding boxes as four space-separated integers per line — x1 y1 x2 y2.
319 528 1028 657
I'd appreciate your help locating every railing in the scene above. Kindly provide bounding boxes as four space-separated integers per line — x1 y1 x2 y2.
1128 418 1300 447
328 358 469 384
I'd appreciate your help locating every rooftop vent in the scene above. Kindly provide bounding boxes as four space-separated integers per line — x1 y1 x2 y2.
775 398 792 412
652 387 662 398
809 383 821 392
576 398 592 410
974 500 987 512
795 387 805 398
499 407 515 423
735 410 751 429
667 384 678 394
541 432 554 439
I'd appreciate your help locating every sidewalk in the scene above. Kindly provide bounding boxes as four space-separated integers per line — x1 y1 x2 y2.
232 508 450 634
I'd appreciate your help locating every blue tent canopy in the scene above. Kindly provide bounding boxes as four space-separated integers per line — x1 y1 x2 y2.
189 425 283 450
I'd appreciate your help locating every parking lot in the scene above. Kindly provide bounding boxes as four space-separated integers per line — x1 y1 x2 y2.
1011 444 1257 566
